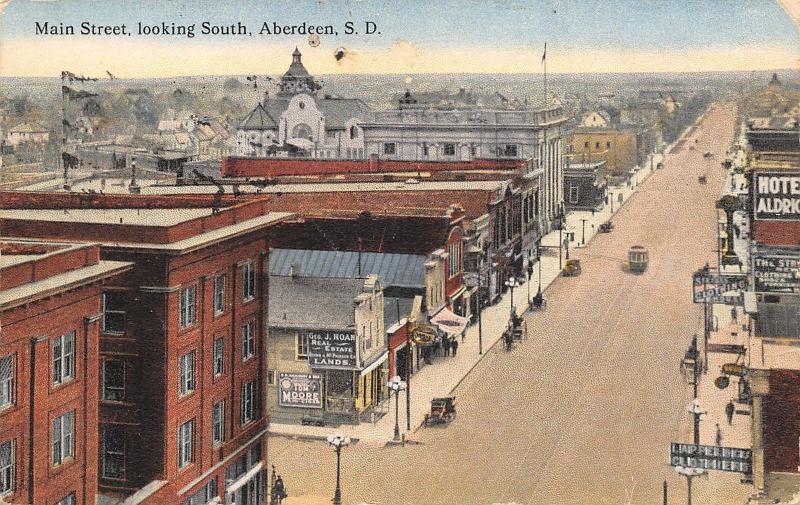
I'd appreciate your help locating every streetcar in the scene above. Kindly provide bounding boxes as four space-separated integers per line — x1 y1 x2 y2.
628 245 649 273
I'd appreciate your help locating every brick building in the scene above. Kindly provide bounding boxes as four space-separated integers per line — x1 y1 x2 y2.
1 239 132 505
0 196 292 504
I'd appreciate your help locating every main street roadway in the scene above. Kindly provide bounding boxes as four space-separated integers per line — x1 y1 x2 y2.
269 103 752 505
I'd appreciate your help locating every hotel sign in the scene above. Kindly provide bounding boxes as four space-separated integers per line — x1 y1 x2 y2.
307 330 357 369
278 373 322 409
754 253 800 293
753 172 800 221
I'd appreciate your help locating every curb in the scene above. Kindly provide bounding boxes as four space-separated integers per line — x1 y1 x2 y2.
267 428 360 445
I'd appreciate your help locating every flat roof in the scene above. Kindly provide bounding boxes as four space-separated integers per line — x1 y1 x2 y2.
137 180 506 195
0 208 212 226
1 260 133 309
0 254 40 268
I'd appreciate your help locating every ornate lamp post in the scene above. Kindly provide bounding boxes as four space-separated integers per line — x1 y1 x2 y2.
326 434 351 505
715 194 740 266
387 375 406 443
505 277 521 319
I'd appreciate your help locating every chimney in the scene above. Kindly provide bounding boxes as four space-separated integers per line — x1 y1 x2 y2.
290 262 301 279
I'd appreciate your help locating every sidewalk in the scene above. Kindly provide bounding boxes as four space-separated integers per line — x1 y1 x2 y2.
268 153 661 446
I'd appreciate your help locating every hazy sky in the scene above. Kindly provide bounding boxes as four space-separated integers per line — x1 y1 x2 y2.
0 0 797 76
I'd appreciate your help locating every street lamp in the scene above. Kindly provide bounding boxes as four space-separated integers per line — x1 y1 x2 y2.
580 218 588 246
534 240 543 306
387 376 406 443
687 399 706 447
326 434 351 505
675 466 705 505
505 277 521 319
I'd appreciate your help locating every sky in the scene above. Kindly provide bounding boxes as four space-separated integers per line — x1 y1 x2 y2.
0 0 798 77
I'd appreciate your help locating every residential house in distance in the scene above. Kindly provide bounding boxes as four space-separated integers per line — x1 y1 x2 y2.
6 122 49 147
0 193 293 505
266 273 386 426
1 239 132 505
235 48 370 159
566 109 640 179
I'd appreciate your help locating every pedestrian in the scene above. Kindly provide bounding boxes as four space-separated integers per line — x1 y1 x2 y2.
734 224 740 239
731 306 738 324
451 337 459 357
442 336 451 357
726 400 735 425
715 423 722 446
591 208 595 216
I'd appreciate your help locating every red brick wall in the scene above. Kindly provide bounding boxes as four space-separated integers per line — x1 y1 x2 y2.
752 221 800 247
1 244 100 290
0 191 258 210
1 283 102 505
222 156 524 178
445 227 464 300
764 369 800 473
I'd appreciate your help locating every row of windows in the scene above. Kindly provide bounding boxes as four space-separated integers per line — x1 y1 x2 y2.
178 380 257 470
583 140 612 149
1 411 77 487
1 332 76 411
384 142 520 158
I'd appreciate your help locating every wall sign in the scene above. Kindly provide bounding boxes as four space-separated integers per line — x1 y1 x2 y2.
753 172 800 221
278 373 322 409
307 330 357 369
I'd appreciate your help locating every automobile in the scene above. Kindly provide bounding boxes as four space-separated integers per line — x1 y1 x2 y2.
704 151 714 158
562 259 582 277
598 221 614 233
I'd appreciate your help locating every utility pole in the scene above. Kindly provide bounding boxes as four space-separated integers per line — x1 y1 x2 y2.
580 218 588 245
702 263 710 374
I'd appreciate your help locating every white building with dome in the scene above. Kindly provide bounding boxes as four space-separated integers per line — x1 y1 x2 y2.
235 48 370 159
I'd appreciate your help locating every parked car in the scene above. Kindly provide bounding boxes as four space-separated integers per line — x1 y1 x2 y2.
562 259 582 277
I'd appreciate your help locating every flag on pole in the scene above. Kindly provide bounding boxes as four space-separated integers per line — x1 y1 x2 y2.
542 42 547 63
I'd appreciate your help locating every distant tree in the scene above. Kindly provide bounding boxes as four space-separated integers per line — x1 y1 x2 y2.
223 77 244 92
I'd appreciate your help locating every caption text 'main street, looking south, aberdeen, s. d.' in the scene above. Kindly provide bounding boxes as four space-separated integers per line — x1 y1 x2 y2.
34 20 379 38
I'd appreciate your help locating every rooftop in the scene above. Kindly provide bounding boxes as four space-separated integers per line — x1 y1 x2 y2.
0 208 211 226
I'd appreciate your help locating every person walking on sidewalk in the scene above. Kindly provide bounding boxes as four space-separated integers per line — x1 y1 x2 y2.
731 306 738 324
715 423 722 446
451 337 459 357
726 400 735 425
442 336 451 357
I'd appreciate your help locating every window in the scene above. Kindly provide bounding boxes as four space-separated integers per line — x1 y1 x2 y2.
584 141 589 148
56 493 76 505
178 419 194 469
595 142 600 149
213 338 224 376
241 322 255 362
102 360 125 402
213 275 226 316
291 123 312 139
502 144 518 157
52 411 74 466
0 441 12 495
470 145 477 157
0 355 13 409
326 130 336 139
240 380 256 425
179 352 195 396
422 143 429 156
443 143 456 156
180 286 197 329
242 261 255 302
102 292 126 333
267 370 275 385
383 142 396 155
296 333 308 360
53 332 75 385
606 141 611 148
212 400 226 446
102 427 125 479
569 185 580 204
183 480 218 505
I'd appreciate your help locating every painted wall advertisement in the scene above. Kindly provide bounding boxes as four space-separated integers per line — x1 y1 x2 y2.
753 172 800 221
754 253 800 293
278 373 322 409
307 330 357 369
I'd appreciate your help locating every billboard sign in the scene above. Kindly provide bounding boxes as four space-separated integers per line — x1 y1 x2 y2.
307 330 357 369
669 443 752 474
753 253 800 294
278 373 322 409
753 172 800 221
692 270 748 304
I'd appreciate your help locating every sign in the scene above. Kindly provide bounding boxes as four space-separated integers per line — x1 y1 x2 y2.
670 443 752 474
692 270 747 305
753 172 800 221
753 253 800 294
306 330 357 369
278 373 322 409
410 324 437 346
706 343 746 354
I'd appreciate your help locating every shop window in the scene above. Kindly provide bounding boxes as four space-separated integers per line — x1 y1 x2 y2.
183 480 218 505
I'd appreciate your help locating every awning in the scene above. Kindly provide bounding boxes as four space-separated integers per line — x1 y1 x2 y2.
430 307 469 336
360 351 388 376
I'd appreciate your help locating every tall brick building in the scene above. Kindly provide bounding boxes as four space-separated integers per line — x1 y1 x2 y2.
0 195 292 504
1 239 132 505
